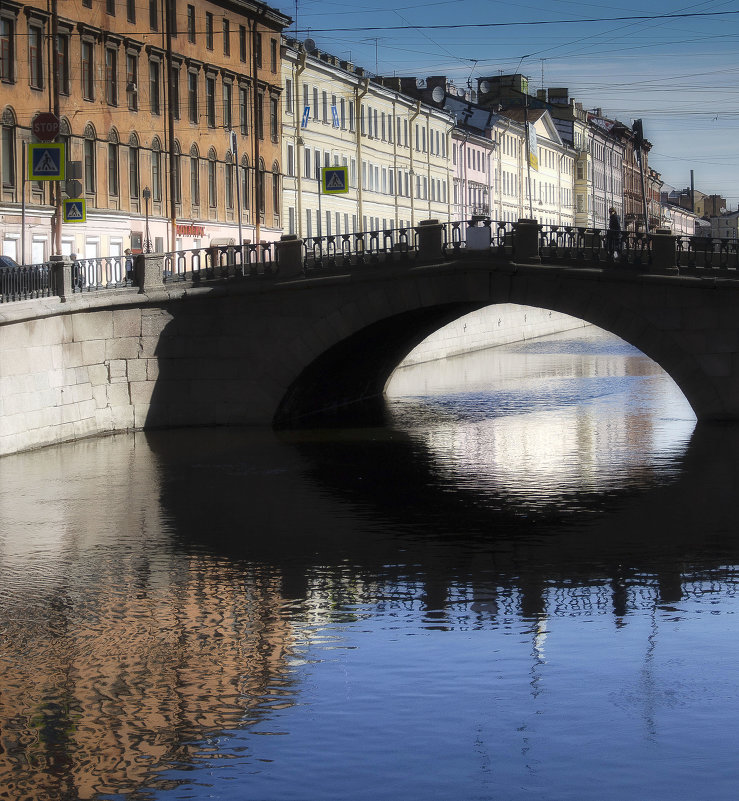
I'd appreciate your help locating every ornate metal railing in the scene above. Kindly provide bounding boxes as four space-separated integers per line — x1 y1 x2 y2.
0 261 55 303
303 228 416 271
538 226 653 267
676 237 739 271
442 219 514 257
163 243 276 282
71 255 135 292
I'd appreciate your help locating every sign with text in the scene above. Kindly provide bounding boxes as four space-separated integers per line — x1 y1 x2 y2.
301 106 310 128
28 143 65 180
32 112 60 141
321 166 349 194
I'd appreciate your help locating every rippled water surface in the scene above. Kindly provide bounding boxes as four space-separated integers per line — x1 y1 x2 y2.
3 326 739 800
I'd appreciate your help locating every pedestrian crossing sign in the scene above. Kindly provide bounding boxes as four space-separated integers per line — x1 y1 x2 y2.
63 198 86 223
321 166 349 194
28 143 65 180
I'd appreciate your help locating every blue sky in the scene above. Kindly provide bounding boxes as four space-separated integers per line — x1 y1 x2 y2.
284 0 739 206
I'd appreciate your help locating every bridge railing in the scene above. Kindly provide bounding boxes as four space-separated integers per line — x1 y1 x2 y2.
303 228 417 271
538 226 654 267
71 255 134 293
163 243 277 283
0 261 56 303
676 237 739 272
442 219 515 257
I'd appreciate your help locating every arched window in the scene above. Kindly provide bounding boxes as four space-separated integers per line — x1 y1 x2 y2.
190 143 199 208
272 161 280 221
207 147 217 208
1 107 17 190
225 150 233 209
258 157 265 214
107 128 119 197
84 123 96 194
240 155 249 210
128 132 140 199
151 137 162 202
172 139 181 204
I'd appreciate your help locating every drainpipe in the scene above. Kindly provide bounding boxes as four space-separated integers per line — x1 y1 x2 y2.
294 48 306 237
409 99 421 226
355 77 369 230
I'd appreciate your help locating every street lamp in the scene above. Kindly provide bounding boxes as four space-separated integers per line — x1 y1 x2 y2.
143 186 152 253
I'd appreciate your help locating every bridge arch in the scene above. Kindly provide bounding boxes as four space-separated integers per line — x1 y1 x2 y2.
272 264 726 427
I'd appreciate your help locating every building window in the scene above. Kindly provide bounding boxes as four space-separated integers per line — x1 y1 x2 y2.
239 86 248 135
83 130 96 193
223 81 232 129
285 79 293 115
270 96 278 142
172 142 181 203
207 149 216 207
313 87 318 120
149 0 158 30
256 91 264 139
1 115 15 188
225 152 233 208
258 158 265 214
1 18 15 83
126 53 138 110
108 139 118 196
105 48 117 105
239 26 246 62
272 161 280 220
127 0 136 23
188 71 198 123
255 33 262 67
56 33 70 95
190 145 199 207
205 13 213 50
170 65 180 119
205 76 216 127
241 155 249 210
29 25 44 90
149 60 160 114
129 136 139 198
151 139 162 201
286 143 294 176
106 0 115 15
223 19 230 56
187 5 195 42
270 38 277 73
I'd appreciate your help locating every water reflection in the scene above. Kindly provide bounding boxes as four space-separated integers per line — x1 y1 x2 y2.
4 328 739 800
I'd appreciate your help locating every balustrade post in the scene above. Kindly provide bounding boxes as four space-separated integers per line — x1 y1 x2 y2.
138 253 165 293
513 218 541 264
276 235 305 278
650 228 679 273
415 219 444 264
51 255 73 301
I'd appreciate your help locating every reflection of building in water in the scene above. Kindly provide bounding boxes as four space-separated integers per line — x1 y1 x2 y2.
0 558 295 800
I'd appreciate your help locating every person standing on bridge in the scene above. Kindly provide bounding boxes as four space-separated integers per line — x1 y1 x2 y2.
608 207 622 260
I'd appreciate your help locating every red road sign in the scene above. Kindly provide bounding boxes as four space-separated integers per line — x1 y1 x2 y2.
32 113 60 141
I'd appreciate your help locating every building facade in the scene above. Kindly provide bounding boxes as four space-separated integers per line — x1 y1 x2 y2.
0 0 290 264
281 42 455 241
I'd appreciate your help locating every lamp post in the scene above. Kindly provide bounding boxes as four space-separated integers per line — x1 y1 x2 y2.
143 187 152 253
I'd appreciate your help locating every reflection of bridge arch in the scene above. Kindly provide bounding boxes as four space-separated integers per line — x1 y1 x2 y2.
269 261 732 427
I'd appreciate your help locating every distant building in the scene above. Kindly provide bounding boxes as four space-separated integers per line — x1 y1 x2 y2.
709 211 739 241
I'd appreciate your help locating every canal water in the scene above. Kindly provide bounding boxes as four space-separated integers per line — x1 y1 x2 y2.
2 325 739 801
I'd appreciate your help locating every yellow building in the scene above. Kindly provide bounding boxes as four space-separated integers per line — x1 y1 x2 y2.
0 0 290 264
281 39 454 242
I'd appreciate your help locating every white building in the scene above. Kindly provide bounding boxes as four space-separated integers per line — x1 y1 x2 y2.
281 41 455 240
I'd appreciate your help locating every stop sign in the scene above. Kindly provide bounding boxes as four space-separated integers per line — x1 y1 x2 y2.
32 112 60 141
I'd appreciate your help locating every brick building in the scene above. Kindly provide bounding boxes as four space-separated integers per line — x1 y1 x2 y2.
0 0 290 264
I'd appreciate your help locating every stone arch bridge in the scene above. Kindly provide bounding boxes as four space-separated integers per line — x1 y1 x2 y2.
1 221 738 456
